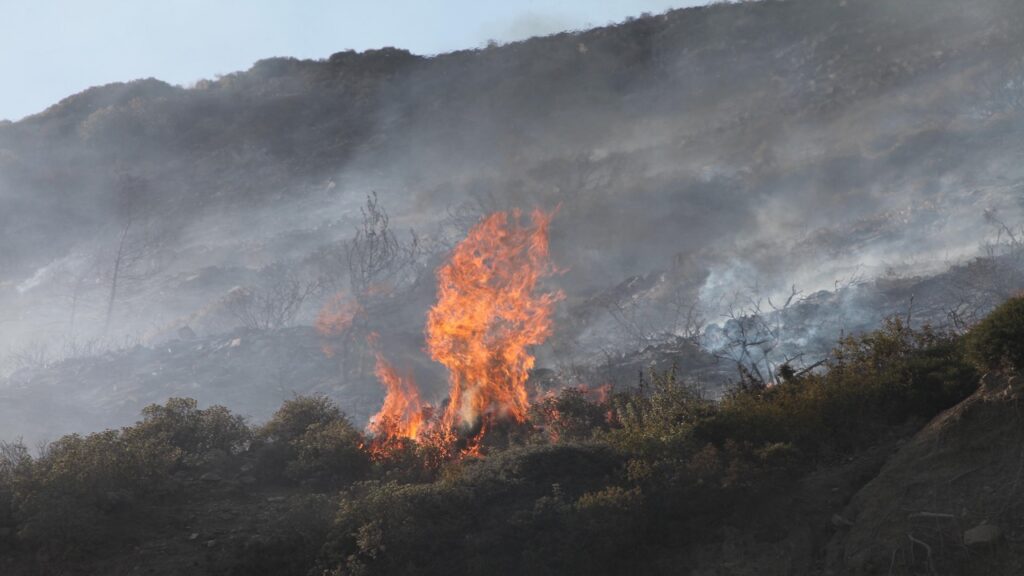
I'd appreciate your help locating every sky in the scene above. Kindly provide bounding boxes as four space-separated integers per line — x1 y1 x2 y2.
0 0 710 122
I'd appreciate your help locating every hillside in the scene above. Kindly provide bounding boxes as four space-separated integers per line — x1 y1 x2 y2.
2 0 1024 445
2 297 1023 575
2 1 1024 573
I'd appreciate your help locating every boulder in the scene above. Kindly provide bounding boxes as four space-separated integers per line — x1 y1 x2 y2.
963 523 1002 546
199 472 223 483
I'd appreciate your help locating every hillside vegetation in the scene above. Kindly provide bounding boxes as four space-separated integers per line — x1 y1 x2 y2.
4 297 1023 575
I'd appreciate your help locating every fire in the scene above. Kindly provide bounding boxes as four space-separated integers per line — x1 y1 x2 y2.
369 350 425 440
426 209 562 440
315 293 361 357
362 208 562 459
315 293 360 337
366 334 427 457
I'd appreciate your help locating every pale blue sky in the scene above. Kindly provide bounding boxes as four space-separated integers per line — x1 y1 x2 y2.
0 1 711 121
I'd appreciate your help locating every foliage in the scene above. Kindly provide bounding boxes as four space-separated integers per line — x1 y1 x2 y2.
13 429 180 552
133 397 251 457
603 366 713 455
698 317 977 456
256 395 370 486
528 386 613 442
215 494 338 576
286 419 370 485
0 311 995 573
261 394 344 444
965 295 1024 372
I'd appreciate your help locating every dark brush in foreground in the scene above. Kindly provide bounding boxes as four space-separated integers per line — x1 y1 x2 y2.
2 297 1023 575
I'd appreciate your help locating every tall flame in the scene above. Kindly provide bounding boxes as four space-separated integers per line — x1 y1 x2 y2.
426 209 562 435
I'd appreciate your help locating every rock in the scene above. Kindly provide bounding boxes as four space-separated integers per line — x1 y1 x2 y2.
266 496 287 503
831 514 854 528
205 539 217 548
199 472 223 483
964 523 1002 546
178 326 197 340
188 532 200 541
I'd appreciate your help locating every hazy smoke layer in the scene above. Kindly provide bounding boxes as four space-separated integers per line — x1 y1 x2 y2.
2 0 1024 442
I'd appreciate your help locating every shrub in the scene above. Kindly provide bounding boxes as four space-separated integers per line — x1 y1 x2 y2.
286 419 370 485
321 481 474 576
0 441 29 549
604 367 713 454
14 429 180 552
529 387 612 442
132 397 251 457
255 395 369 486
214 494 337 576
260 394 343 443
697 318 977 456
966 295 1024 372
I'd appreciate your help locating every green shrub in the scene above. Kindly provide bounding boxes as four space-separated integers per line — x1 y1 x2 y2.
286 419 370 485
260 394 343 444
321 481 474 576
14 429 180 552
132 397 251 457
966 295 1024 372
215 494 337 576
697 318 976 456
529 387 612 442
254 395 369 486
604 367 713 455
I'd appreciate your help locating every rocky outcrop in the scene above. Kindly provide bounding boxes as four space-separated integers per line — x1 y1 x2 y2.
829 373 1024 575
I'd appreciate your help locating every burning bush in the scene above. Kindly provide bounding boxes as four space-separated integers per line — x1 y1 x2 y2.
362 209 562 459
426 209 561 441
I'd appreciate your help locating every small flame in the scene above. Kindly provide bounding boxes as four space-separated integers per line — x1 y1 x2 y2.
366 334 428 458
316 293 360 337
315 293 361 357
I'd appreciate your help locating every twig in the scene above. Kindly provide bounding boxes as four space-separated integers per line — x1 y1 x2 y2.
907 533 937 576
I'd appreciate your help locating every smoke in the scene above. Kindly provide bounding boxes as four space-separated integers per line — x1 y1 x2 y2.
2 0 1024 442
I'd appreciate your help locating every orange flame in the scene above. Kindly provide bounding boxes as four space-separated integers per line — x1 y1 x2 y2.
315 293 361 357
366 334 428 458
316 293 361 337
426 208 562 439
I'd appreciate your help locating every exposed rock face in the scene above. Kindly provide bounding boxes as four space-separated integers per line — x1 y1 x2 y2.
829 373 1024 575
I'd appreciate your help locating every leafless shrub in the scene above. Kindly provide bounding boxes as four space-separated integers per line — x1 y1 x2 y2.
345 192 420 302
7 341 54 372
602 273 706 349
100 174 169 334
0 439 31 474
946 210 1024 331
226 263 317 330
711 285 809 387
